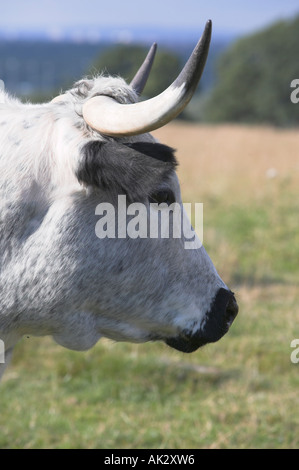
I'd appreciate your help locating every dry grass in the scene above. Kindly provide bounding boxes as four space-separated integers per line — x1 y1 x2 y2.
154 123 299 202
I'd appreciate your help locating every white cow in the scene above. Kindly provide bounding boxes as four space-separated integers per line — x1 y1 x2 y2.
0 21 238 379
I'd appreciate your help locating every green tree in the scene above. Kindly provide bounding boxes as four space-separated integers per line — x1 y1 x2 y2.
89 44 181 98
204 15 299 126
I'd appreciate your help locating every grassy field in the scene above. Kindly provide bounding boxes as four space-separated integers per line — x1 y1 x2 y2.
1 123 298 449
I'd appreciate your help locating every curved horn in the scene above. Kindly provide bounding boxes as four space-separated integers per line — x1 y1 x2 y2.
83 20 212 137
130 42 157 95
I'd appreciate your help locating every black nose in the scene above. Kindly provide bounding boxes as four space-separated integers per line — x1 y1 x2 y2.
165 287 238 353
202 287 238 342
225 291 239 325
213 288 238 326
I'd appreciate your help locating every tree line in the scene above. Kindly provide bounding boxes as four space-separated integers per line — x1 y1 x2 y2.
2 14 298 127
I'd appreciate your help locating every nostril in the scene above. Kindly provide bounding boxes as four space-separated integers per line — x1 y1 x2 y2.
210 287 238 329
225 293 239 325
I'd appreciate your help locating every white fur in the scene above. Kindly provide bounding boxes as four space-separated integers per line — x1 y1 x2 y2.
0 76 228 379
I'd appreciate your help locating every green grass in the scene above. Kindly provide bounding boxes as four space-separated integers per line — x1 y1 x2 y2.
203 183 299 285
1 125 299 449
1 302 298 449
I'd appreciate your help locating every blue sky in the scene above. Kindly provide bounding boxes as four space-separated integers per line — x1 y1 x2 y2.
1 0 298 37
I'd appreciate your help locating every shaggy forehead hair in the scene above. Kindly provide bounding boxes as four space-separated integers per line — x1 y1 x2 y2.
71 76 138 103
58 75 140 136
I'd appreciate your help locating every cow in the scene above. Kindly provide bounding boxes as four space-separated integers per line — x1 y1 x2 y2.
0 20 238 380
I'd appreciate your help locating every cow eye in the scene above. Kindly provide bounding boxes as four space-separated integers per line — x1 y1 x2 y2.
149 189 176 206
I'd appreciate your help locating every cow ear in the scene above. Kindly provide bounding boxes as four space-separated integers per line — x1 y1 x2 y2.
77 140 176 202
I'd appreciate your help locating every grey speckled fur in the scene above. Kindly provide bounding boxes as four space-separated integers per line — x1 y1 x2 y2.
0 75 228 378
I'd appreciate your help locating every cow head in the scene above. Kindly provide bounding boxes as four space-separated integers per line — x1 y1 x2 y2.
0 20 238 377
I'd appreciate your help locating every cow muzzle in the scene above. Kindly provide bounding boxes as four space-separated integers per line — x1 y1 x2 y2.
166 288 238 353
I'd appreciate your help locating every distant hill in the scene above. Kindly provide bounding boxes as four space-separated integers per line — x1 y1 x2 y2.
0 31 234 101
0 41 106 96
